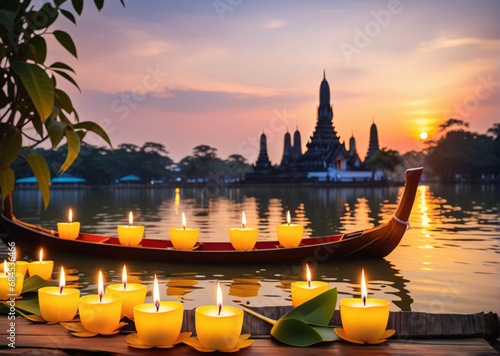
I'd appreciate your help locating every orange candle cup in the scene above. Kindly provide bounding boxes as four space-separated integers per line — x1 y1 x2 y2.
118 212 144 246
15 261 28 276
133 275 184 347
39 267 80 322
28 249 53 280
229 211 258 251
169 212 199 250
0 261 23 300
195 282 243 351
276 211 303 248
79 271 122 334
291 265 328 307
338 269 391 343
105 266 147 319
57 209 80 240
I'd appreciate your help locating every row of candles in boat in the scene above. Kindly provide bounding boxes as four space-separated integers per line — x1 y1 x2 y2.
58 209 304 249
1 254 391 346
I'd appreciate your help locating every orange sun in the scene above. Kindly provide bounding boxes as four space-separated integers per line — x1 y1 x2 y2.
420 132 428 140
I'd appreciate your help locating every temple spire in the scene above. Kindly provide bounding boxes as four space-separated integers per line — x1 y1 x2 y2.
323 69 325 80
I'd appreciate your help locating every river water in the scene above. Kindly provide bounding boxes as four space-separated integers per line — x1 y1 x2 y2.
7 183 500 313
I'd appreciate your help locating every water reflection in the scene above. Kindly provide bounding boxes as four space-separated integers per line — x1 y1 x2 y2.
9 183 500 313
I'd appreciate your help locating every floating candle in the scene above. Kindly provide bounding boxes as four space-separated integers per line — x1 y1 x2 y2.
106 265 147 319
57 209 80 240
79 271 122 334
133 275 184 347
291 264 329 307
118 212 144 246
39 266 80 322
169 212 199 250
229 211 258 251
339 269 391 343
15 261 28 276
276 210 303 248
28 249 53 280
0 261 23 300
195 281 244 351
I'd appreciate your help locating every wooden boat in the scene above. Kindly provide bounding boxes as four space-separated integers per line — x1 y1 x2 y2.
0 168 422 264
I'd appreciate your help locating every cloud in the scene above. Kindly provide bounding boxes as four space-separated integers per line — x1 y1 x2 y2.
265 19 287 29
418 36 500 53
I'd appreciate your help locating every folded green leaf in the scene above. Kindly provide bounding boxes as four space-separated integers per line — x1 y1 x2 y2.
14 298 41 315
0 167 14 201
281 287 337 326
271 318 329 347
22 275 51 294
74 121 113 148
53 30 77 58
59 129 81 174
45 118 69 148
60 9 76 24
0 126 21 169
22 153 50 209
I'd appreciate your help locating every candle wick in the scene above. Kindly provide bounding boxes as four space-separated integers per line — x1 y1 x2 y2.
155 300 160 312
99 291 103 303
363 295 366 307
218 303 222 316
242 223 245 229
60 286 63 295
308 280 311 288
183 226 185 231
124 281 127 291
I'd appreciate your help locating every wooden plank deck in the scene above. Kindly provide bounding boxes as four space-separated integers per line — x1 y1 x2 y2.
1 308 499 355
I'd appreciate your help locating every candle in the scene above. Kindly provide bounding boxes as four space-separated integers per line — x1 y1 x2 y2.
57 209 80 240
229 211 258 251
39 266 80 322
291 264 329 307
118 212 144 246
338 269 391 343
169 212 199 250
105 265 147 319
0 261 23 300
28 249 53 280
276 210 303 248
133 275 184 347
195 281 244 351
79 271 122 334
15 261 28 276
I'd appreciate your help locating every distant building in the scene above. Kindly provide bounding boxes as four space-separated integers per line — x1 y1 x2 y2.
365 119 381 162
254 132 272 175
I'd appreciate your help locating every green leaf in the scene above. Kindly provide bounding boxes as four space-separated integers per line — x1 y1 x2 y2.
53 30 77 58
310 326 340 342
45 118 68 148
0 126 22 169
54 88 74 114
15 297 41 315
11 62 54 122
22 275 51 293
53 69 80 92
72 0 83 15
0 9 15 35
94 0 104 11
59 129 80 174
32 116 44 137
60 8 76 24
76 130 86 141
271 318 323 347
74 121 113 148
50 61 75 74
28 36 47 63
281 288 337 326
0 167 14 201
58 110 72 126
23 153 50 209
55 0 68 7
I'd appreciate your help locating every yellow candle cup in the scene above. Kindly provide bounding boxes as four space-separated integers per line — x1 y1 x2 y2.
169 228 199 250
39 287 80 321
340 298 390 342
106 283 147 319
195 305 244 351
276 224 303 248
57 222 81 240
15 261 28 276
0 273 24 300
118 225 144 246
229 228 258 251
28 261 53 280
79 294 122 334
291 281 329 307
134 301 183 347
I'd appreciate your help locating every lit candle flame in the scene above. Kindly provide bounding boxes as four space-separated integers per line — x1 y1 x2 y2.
182 212 186 230
59 266 65 294
3 261 7 277
287 210 291 226
39 249 43 263
98 270 104 303
306 264 311 288
361 268 367 306
128 211 133 227
242 211 246 229
153 274 160 312
217 281 223 316
68 209 73 223
122 265 127 290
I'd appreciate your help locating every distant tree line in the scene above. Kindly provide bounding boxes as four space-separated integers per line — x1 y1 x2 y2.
13 143 252 185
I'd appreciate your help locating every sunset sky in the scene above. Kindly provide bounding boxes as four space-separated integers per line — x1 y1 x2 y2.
49 0 500 163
